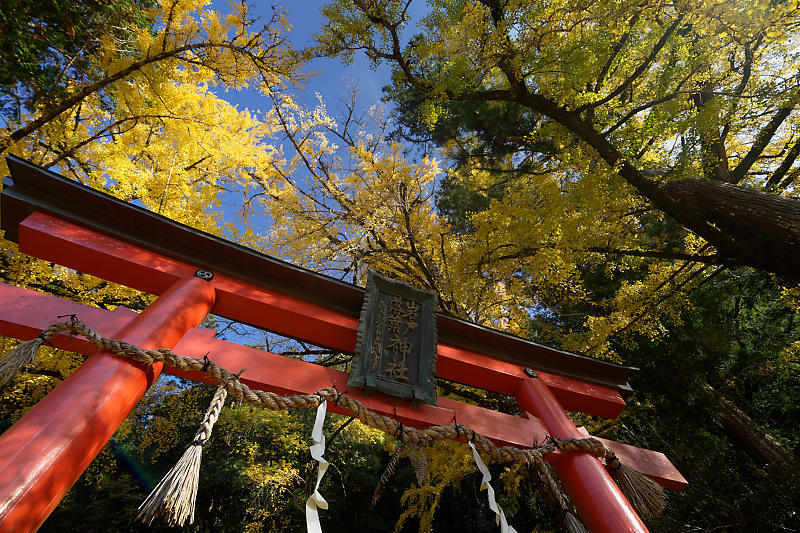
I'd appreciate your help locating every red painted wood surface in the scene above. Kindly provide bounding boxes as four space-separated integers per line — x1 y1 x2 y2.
0 276 215 532
18 212 627 418
0 203 688 533
0 282 138 352
171 327 546 448
437 343 626 418
516 377 648 533
0 281 687 489
576 427 687 490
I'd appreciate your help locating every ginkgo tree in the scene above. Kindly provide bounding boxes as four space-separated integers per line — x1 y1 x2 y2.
0 0 306 422
1 0 304 154
253 90 534 334
316 0 800 273
320 0 800 278
1 0 798 530
309 0 800 351
1 0 305 296
303 0 800 485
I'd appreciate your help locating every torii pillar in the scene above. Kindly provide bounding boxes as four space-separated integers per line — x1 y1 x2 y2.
0 275 215 531
517 376 648 531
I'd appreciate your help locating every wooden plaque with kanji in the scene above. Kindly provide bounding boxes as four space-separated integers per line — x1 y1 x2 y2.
348 271 438 405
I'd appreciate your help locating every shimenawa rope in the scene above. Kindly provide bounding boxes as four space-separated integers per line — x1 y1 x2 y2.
1 320 667 522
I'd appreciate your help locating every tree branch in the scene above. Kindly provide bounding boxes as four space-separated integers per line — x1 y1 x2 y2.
574 14 684 114
765 135 800 191
586 246 725 264
729 105 796 184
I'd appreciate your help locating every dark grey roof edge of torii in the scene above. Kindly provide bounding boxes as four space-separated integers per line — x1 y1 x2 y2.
1 155 637 395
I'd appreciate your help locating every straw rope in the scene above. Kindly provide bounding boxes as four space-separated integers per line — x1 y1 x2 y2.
527 454 589 533
29 321 625 467
136 382 229 526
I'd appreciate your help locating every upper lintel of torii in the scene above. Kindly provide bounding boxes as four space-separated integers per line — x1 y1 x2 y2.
1 155 638 397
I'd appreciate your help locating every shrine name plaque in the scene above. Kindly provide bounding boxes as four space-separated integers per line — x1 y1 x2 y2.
348 271 438 405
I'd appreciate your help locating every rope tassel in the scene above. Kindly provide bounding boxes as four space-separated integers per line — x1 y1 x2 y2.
564 512 589 533
607 457 666 518
0 334 47 388
0 319 81 388
544 436 667 519
528 454 588 533
371 444 403 508
137 381 229 527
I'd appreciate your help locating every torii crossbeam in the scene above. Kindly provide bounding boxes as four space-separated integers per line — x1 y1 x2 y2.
0 156 686 532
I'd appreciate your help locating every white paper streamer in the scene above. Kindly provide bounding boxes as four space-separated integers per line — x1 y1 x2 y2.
306 400 329 533
469 442 518 533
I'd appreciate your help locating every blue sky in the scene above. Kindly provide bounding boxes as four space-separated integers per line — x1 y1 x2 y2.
212 0 397 116
209 1 441 252
207 1 398 252
205 1 431 348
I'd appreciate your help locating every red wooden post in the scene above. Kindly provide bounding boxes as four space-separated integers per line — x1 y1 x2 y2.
516 376 648 533
0 275 215 532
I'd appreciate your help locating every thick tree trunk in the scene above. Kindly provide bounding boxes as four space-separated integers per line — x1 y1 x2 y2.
699 382 798 472
663 179 800 281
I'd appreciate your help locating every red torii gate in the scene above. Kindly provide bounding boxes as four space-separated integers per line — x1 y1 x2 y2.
0 156 686 532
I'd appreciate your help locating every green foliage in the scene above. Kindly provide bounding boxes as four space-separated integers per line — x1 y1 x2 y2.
25 376 565 532
329 0 800 350
0 0 154 123
395 440 475 532
2 0 800 531
36 379 402 532
577 268 800 531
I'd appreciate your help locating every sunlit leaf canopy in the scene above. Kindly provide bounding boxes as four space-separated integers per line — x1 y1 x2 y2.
310 0 800 358
5 0 800 359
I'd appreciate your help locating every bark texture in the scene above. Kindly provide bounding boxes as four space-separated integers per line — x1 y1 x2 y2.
664 179 800 280
699 382 798 472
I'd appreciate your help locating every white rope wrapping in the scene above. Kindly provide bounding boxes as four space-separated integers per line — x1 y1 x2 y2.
306 400 329 533
470 442 518 533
